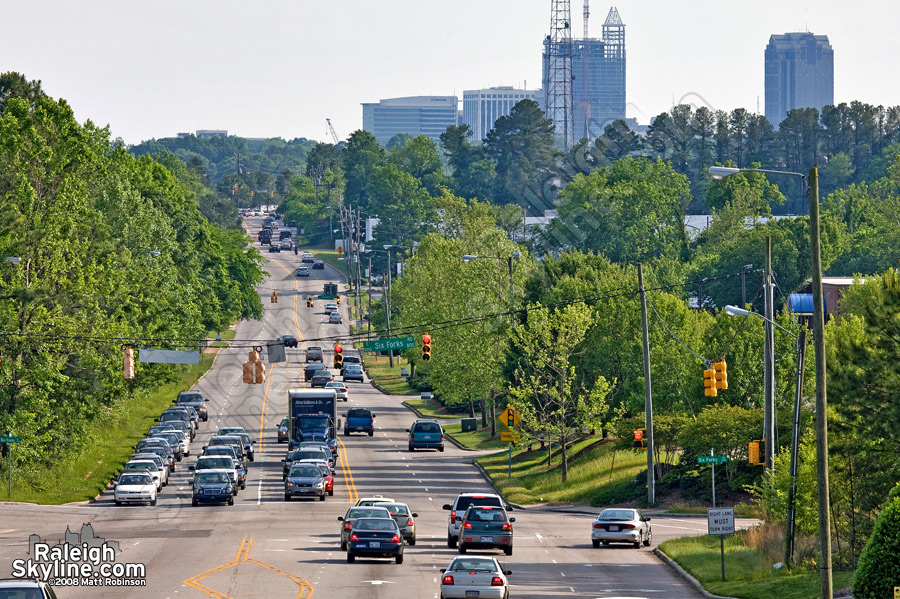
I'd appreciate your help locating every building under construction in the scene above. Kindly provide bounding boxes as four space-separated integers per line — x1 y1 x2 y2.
543 5 626 143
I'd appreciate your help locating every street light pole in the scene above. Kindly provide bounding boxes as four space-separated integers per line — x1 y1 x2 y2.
764 237 775 472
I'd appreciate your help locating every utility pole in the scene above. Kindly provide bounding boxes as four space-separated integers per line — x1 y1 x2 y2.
367 255 373 339
637 263 655 505
764 237 775 471
808 167 832 599
385 252 393 368
785 325 807 565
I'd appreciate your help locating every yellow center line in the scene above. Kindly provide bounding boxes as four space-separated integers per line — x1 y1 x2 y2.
336 435 358 503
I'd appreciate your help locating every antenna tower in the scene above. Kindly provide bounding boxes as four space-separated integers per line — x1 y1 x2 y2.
583 0 589 38
546 0 574 148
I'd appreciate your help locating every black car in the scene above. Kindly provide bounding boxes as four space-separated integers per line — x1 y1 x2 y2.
312 259 325 269
174 391 209 422
347 518 404 564
269 244 281 253
304 362 327 381
278 334 299 348
192 470 235 506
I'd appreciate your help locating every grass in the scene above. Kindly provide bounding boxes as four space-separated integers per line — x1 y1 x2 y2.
477 438 648 506
8 354 216 504
659 533 854 599
361 353 418 396
402 399 467 419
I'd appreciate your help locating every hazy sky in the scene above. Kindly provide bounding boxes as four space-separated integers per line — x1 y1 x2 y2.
3 1 897 145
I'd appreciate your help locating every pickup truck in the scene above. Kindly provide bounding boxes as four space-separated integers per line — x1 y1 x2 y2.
343 408 375 436
305 346 323 362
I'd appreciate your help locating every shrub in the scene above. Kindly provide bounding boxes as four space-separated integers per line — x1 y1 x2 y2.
853 488 900 599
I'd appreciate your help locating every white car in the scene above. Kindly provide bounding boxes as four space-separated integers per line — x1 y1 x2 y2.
591 508 652 548
122 460 162 490
324 381 348 401
328 311 343 324
114 472 158 506
171 429 191 456
440 556 511 599
131 453 170 488
296 266 310 277
323 302 339 314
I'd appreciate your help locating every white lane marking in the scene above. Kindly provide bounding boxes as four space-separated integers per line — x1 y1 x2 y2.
552 559 557 564
133 542 140 546
424 488 429 491
535 532 544 543
362 580 396 585
560 572 566 577
256 474 263 505
569 588 575 593
428 497 433 501
266 549 286 552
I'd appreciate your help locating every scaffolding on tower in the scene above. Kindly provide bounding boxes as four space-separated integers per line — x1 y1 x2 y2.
545 0 575 149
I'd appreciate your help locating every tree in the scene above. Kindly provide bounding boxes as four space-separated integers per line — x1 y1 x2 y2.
853 487 900 599
388 135 447 194
343 130 385 209
704 163 786 215
508 302 612 482
0 72 44 115
366 164 435 247
601 119 642 162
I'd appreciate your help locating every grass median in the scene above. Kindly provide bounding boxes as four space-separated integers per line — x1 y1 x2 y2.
362 354 418 396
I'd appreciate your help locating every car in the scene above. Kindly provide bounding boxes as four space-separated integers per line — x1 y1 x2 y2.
338 506 392 550
206 435 248 465
304 362 327 380
591 508 652 548
161 428 191 457
277 417 290 443
443 493 511 548
407 420 445 452
134 438 175 471
301 252 314 263
192 469 235 506
278 334 299 348
439 556 512 599
284 463 327 501
159 410 194 440
192 456 240 494
148 423 176 435
296 266 310 277
114 471 157 506
325 381 349 401
163 405 198 431
328 311 343 324
323 302 339 314
150 431 184 461
355 494 395 507
340 355 361 375
0 578 59 598
131 453 171 487
343 408 375 436
282 448 332 478
457 505 515 555
268 243 281 252
346 517 404 564
297 442 336 467
166 419 194 443
223 431 255 462
312 259 325 270
280 240 293 252
374 501 418 545
294 459 334 496
174 391 210 422
305 346 324 362
279 230 292 240
202 446 246 488
310 371 334 388
343 364 365 382
122 460 162 490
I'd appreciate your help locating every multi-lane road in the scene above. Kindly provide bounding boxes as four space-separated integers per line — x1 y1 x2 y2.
0 221 754 598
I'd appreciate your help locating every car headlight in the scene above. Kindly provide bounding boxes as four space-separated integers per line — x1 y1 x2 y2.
226 486 233 492
315 482 323 488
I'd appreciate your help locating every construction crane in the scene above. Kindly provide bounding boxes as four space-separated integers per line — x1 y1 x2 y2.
326 118 340 145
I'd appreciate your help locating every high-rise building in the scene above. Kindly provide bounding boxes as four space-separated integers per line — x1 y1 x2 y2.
543 6 626 142
361 96 459 145
461 87 542 140
765 32 834 126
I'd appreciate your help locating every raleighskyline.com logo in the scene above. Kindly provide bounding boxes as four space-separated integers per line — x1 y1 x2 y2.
11 524 146 587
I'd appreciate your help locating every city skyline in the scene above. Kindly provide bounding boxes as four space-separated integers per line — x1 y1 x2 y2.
2 1 897 145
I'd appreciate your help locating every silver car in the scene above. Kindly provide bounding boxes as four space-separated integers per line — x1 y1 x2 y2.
284 463 326 501
591 508 652 548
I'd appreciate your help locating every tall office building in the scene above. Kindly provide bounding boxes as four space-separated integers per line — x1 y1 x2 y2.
543 6 626 142
461 87 542 140
361 96 459 145
765 32 834 126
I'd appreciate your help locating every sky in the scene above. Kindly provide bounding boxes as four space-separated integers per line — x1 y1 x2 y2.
3 1 898 146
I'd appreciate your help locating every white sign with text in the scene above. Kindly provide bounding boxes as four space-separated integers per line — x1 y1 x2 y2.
707 508 735 535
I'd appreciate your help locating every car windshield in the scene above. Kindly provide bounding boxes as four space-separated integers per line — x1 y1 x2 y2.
450 558 497 572
0 588 50 599
325 382 343 388
205 447 236 458
119 474 152 486
211 436 241 447
289 466 321 477
125 462 154 471
598 509 636 521
457 496 502 511
297 416 329 429
414 422 441 433
289 451 326 461
354 518 398 531
197 472 229 484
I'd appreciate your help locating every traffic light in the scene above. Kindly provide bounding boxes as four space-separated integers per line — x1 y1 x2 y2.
422 333 431 361
270 291 278 304
714 359 728 390
124 346 135 380
749 439 765 465
633 428 647 449
704 364 717 397
334 343 343 369
336 295 341 305
243 350 265 384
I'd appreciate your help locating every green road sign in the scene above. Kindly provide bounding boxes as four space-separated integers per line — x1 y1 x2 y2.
318 294 336 300
363 336 416 353
697 455 728 465
0 436 21 444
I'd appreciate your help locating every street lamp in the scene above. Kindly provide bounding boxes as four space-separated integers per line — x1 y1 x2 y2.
713 164 831 597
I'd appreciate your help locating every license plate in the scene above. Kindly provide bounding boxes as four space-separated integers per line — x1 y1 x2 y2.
480 536 494 543
205 490 218 495
370 541 380 548
466 592 479 598
609 526 619 531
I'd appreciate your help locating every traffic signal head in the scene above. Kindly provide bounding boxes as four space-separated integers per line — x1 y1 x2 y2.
749 439 765 465
124 347 135 380
334 343 343 369
422 333 432 361
633 428 647 449
336 296 341 304
714 359 728 390
704 366 717 397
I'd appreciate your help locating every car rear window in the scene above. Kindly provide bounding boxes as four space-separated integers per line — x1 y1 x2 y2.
347 409 371 418
413 422 441 433
456 495 502 511
466 506 507 522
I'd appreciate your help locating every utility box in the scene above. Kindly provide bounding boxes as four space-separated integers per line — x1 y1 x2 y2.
461 418 477 432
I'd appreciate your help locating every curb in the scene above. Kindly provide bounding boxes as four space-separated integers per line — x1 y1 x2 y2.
653 547 738 599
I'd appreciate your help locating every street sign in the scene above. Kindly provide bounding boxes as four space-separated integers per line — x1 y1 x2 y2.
697 455 728 465
0 436 21 444
318 294 336 300
499 407 521 429
500 432 520 443
707 508 735 535
363 336 416 353
894 587 899 599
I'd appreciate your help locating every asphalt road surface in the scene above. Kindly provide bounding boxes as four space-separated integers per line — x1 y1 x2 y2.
0 222 756 598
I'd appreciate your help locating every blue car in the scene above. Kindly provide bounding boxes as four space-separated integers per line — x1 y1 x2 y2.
344 408 375 436
407 420 444 452
192 469 234 506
